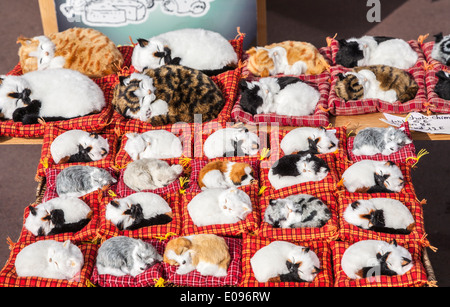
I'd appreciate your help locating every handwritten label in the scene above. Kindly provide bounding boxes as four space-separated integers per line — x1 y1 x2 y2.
381 112 450 134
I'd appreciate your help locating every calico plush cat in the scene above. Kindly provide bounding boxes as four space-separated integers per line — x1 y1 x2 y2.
431 33 450 66
203 126 260 158
112 66 225 125
268 153 330 190
336 36 418 69
352 126 412 156
335 65 418 103
0 69 105 125
18 27 123 78
96 236 163 277
198 160 256 190
124 130 183 160
280 127 339 155
246 41 329 77
434 70 450 100
239 76 320 116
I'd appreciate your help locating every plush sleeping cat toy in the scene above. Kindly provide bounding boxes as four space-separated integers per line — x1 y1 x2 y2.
25 197 92 236
246 41 329 77
50 130 109 164
123 158 183 191
336 36 418 69
250 241 321 283
0 69 105 124
264 194 331 228
112 67 225 125
335 65 418 103
56 166 117 198
434 70 450 100
163 234 231 277
132 28 238 76
352 126 412 156
342 160 404 193
187 188 253 227
431 33 450 66
281 127 339 155
105 192 173 230
198 160 256 190
268 153 330 190
343 198 415 234
15 240 84 282
18 27 123 78
239 76 320 116
96 236 163 277
124 130 183 160
203 126 260 158
341 239 413 279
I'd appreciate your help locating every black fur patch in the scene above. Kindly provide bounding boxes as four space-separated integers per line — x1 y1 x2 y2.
336 39 364 68
239 80 263 115
435 70 450 100
279 261 307 283
373 36 395 44
276 76 303 90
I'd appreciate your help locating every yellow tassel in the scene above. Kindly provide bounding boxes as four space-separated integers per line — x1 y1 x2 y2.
40 158 49 169
422 60 434 71
406 148 429 167
417 33 429 45
153 277 166 287
179 176 189 187
426 280 438 287
258 186 267 196
336 178 345 188
108 190 117 198
346 130 354 138
326 33 338 47
259 148 270 160
180 156 192 168
85 279 97 287
155 232 177 242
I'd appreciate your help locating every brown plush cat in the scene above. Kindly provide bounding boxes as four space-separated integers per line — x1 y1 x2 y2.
246 41 329 77
17 28 123 78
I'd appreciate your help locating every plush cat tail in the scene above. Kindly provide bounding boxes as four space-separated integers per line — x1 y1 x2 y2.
398 78 419 103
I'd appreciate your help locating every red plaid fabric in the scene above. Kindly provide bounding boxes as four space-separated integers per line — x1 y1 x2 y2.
328 66 427 116
347 122 416 163
240 234 333 287
0 241 97 287
96 193 182 240
421 41 449 72
90 238 166 287
424 68 450 114
331 240 428 287
231 73 331 127
163 236 243 287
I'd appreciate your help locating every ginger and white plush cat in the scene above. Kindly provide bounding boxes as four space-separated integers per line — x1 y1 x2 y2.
15 239 84 282
187 188 253 227
51 130 109 164
250 241 321 283
435 70 450 100
343 198 415 234
203 126 260 158
124 130 183 160
239 76 320 116
281 127 339 155
268 153 330 190
342 160 404 193
132 28 237 75
163 234 231 277
336 36 418 69
341 239 413 279
96 236 163 277
26 36 65 71
123 158 183 191
246 41 329 77
431 32 450 66
0 69 105 125
105 192 173 230
25 197 92 236
198 160 256 190
352 126 412 156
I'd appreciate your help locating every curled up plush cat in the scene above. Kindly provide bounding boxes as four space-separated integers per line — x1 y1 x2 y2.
124 130 183 160
280 127 339 155
352 126 412 156
198 160 256 190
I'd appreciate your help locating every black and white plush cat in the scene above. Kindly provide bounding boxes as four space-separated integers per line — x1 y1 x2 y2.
0 69 105 124
239 76 320 117
434 70 450 100
352 126 412 156
431 33 450 66
280 127 339 155
268 153 330 190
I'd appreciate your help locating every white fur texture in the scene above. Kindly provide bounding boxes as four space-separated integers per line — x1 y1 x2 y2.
250 241 320 282
187 188 252 226
28 36 65 70
131 28 238 72
200 162 255 190
281 127 339 155
203 127 260 159
124 130 183 160
15 240 84 282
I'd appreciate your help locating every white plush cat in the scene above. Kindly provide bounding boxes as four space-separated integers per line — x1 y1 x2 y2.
188 188 252 226
281 127 339 155
124 130 183 161
203 126 260 158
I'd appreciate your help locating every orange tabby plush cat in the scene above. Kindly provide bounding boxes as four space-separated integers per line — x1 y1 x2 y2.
246 41 329 77
17 28 123 78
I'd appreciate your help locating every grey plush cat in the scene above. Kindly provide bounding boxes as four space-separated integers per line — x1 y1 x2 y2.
56 166 117 198
352 127 412 156
96 236 163 277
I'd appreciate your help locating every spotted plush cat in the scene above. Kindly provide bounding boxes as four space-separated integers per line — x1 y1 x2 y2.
111 65 225 125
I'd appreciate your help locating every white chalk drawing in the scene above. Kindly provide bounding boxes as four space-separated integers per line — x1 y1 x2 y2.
59 0 214 26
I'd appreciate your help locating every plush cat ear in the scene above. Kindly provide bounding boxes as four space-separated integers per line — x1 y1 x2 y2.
384 161 395 167
436 70 449 81
350 201 360 210
16 35 32 46
238 79 249 90
110 200 120 208
401 257 412 267
434 32 444 43
303 247 310 254
0 77 4 86
338 39 348 47
312 266 321 274
89 133 99 139
28 205 37 216
119 75 128 86
337 73 346 81
390 239 398 247
137 38 149 48
62 240 71 249
246 47 257 56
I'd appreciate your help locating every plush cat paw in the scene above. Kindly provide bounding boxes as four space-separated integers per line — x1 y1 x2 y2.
12 107 27 122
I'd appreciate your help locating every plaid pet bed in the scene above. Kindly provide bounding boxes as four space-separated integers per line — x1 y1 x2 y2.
240 234 333 287
90 238 166 287
331 240 428 287
420 41 449 72
0 241 97 287
424 68 450 114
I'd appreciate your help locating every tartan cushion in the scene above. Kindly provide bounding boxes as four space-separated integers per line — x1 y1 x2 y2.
231 73 331 127
421 41 449 72
331 240 428 287
347 122 416 163
240 234 333 287
90 238 166 287
96 192 182 240
36 125 119 181
424 68 450 113
328 66 427 115
0 241 97 287
163 236 243 287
